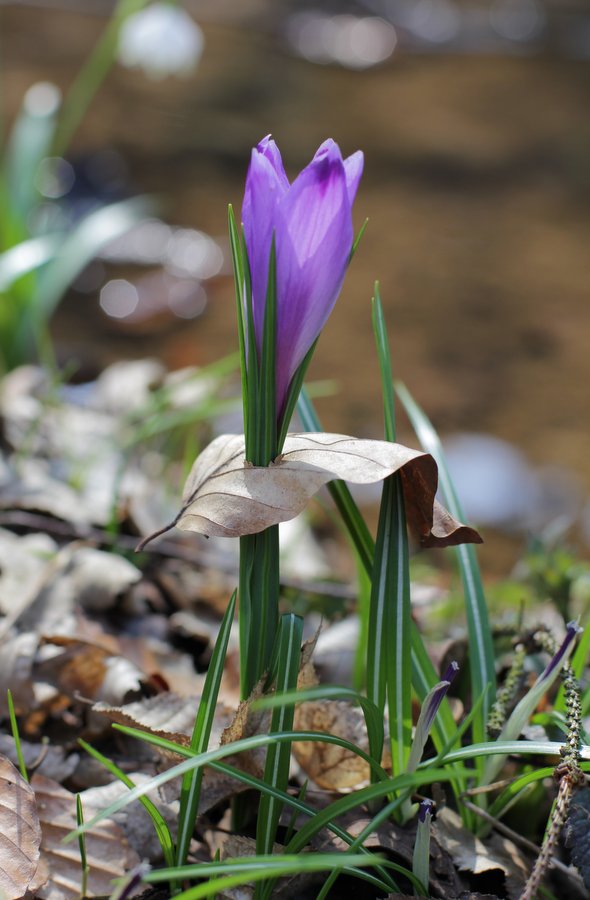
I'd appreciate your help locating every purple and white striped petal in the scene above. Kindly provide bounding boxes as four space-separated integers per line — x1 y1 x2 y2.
242 137 289 344
273 142 355 409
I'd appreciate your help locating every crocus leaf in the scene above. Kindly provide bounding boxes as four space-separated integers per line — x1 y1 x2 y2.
162 432 482 546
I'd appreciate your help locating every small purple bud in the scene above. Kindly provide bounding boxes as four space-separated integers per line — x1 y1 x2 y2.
542 621 582 683
442 660 460 685
418 798 434 824
408 671 456 772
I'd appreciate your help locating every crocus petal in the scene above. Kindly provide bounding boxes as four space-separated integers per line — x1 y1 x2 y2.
273 141 353 409
343 150 364 204
242 138 289 343
257 135 290 190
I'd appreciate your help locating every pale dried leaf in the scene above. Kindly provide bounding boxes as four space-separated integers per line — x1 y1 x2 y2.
15 545 141 635
0 631 38 715
93 691 231 751
0 528 57 618
0 755 42 899
173 433 481 546
93 359 166 414
33 774 139 900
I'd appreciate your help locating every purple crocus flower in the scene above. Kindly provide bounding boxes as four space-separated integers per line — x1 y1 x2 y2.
242 136 363 416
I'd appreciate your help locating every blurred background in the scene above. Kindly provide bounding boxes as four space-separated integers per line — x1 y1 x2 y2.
1 0 589 569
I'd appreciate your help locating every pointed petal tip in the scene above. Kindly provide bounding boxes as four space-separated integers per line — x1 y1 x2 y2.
344 150 364 202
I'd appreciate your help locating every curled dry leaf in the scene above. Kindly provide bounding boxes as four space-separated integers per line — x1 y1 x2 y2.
0 755 43 899
149 433 481 547
93 691 202 752
293 699 388 791
32 774 139 900
220 681 270 780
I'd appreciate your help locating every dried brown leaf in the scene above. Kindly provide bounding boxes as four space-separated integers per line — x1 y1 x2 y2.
220 681 269 779
0 528 57 619
92 693 247 815
0 755 42 899
36 636 148 705
32 774 140 900
171 433 481 546
293 699 379 790
93 691 232 751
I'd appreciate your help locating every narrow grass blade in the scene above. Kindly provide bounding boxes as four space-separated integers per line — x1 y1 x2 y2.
255 614 303 899
78 739 175 869
488 767 556 821
241 226 258 461
52 0 151 156
297 387 461 758
431 682 490 765
284 780 307 846
412 799 433 897
145 853 384 900
353 549 372 691
277 339 318 450
371 286 396 441
76 795 89 899
369 288 412 781
239 526 280 697
68 727 397 838
4 81 59 220
176 591 236 867
373 474 412 776
315 793 425 900
395 382 496 748
483 621 581 785
283 767 468 856
235 218 281 696
0 235 61 291
254 684 384 769
7 690 28 781
297 386 374 575
430 739 590 767
209 758 397 893
228 204 248 431
350 218 369 260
